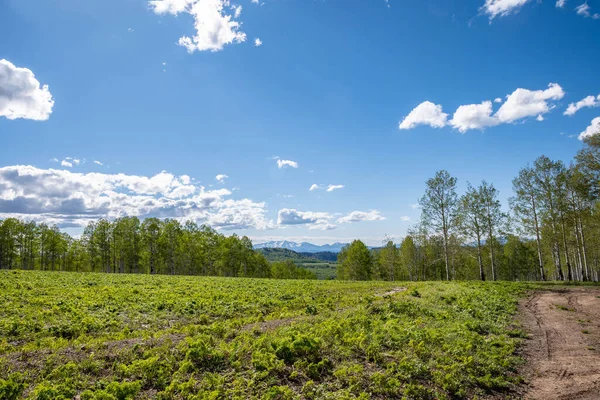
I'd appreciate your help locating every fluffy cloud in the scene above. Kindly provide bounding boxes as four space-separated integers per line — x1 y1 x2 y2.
399 101 448 130
450 101 499 132
278 208 385 230
556 0 566 7
216 174 229 183
0 166 272 230
495 83 564 123
149 0 247 53
326 184 344 192
564 95 600 116
309 184 319 191
402 84 563 133
337 210 385 224
276 159 298 169
0 59 54 121
61 160 73 168
254 38 262 47
277 208 335 230
579 117 600 141
480 0 532 19
94 160 103 166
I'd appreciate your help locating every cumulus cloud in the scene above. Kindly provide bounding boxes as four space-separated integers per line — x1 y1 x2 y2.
399 101 448 130
0 166 272 230
564 95 600 116
277 208 335 230
556 0 566 7
480 0 532 19
450 101 499 132
337 210 385 224
309 184 319 191
0 59 54 121
494 98 502 103
579 117 600 141
277 159 298 169
403 84 564 133
216 174 228 183
495 83 564 123
326 184 344 192
61 160 73 168
149 0 247 53
254 38 263 47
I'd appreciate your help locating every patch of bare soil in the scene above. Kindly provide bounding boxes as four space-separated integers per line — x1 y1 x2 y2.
377 287 408 297
519 287 600 399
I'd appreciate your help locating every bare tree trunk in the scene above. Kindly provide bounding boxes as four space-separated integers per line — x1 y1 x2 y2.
531 196 545 281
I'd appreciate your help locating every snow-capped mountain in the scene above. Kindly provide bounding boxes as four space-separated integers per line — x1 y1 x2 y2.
253 241 348 253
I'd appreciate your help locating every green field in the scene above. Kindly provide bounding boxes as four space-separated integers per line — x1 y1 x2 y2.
1 271 530 399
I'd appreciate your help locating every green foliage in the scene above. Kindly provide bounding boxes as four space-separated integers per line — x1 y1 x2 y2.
0 270 537 398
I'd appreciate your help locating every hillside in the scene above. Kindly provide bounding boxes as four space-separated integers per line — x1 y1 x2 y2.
257 248 338 280
253 241 348 253
257 248 338 263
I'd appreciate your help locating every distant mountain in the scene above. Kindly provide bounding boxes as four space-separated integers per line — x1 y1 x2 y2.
253 241 348 253
257 248 338 263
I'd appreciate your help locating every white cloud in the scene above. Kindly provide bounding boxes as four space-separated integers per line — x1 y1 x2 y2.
337 210 385 224
399 101 448 130
480 0 532 19
149 0 247 53
277 208 335 230
400 216 411 221
61 160 73 168
402 84 564 133
495 83 564 123
216 174 229 183
556 0 566 7
564 95 600 116
277 159 298 169
94 160 103 166
411 203 421 209
251 0 258 3
231 4 242 18
309 184 319 191
0 166 273 230
575 2 590 16
536 114 544 121
254 38 263 47
450 101 499 132
494 97 502 103
326 184 344 192
579 117 600 141
0 59 54 121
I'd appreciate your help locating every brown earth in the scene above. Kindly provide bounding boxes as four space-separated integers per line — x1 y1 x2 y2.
519 287 600 399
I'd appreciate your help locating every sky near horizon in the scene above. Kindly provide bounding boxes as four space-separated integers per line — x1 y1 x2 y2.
1 0 600 245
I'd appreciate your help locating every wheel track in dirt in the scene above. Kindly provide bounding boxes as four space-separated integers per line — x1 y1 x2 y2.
519 287 600 400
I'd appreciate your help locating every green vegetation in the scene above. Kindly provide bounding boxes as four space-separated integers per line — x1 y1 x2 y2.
257 249 337 280
1 270 530 399
0 218 316 280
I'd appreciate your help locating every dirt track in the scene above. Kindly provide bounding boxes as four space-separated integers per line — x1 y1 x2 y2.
520 287 600 399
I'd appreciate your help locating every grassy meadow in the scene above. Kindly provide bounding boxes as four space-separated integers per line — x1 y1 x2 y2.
0 270 530 399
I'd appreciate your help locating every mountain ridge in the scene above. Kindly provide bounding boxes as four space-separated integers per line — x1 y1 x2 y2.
253 241 348 253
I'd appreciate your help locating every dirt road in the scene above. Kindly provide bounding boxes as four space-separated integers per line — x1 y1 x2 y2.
520 287 600 399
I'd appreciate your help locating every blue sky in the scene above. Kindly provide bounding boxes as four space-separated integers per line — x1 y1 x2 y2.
1 0 600 245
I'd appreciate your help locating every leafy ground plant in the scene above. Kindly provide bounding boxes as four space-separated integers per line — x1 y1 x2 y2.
0 270 531 399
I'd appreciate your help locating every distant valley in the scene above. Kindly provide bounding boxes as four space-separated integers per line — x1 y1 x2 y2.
253 240 348 253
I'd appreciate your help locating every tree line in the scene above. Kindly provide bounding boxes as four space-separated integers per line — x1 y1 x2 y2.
337 135 600 282
0 217 315 279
